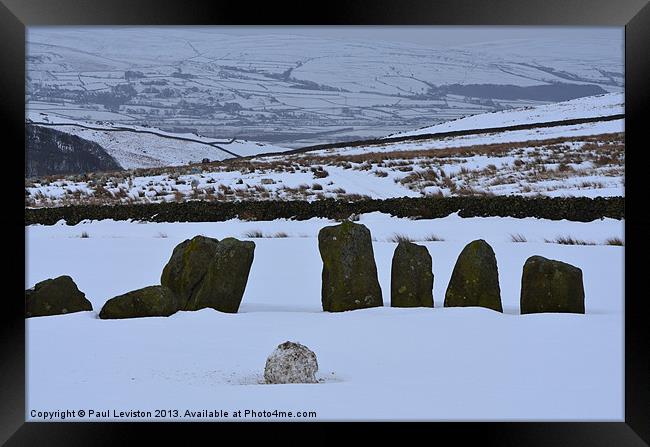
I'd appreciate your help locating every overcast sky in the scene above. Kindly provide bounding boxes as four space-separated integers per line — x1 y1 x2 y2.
30 25 623 48
182 26 623 47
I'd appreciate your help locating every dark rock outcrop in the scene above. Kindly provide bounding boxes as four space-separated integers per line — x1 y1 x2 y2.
391 241 434 308
25 275 93 318
160 235 254 313
520 256 585 314
186 238 255 313
318 221 383 312
444 239 502 312
99 285 180 319
160 235 220 309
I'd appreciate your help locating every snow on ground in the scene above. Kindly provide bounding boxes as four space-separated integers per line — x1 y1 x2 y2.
28 112 291 169
25 94 625 206
25 130 625 206
334 118 624 156
26 213 624 421
26 29 623 147
389 92 624 138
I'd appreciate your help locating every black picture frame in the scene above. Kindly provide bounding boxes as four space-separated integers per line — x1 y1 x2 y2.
3 0 648 444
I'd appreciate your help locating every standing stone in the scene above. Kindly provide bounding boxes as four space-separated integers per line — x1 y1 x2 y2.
391 241 434 308
520 256 585 314
318 221 383 312
160 235 220 308
99 285 180 319
444 239 502 312
264 341 319 384
25 275 93 318
186 238 255 313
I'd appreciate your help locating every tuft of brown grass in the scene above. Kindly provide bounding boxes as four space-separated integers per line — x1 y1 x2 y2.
244 230 264 238
557 162 575 172
605 237 624 246
544 235 596 245
399 169 438 185
510 233 527 243
388 233 413 243
311 167 329 178
424 234 444 242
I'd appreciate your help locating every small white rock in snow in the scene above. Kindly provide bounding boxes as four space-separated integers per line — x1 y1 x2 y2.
264 341 319 384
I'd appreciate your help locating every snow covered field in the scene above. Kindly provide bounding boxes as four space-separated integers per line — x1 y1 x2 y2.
25 93 625 206
25 130 625 206
27 112 291 169
26 28 623 146
389 92 623 137
26 213 624 421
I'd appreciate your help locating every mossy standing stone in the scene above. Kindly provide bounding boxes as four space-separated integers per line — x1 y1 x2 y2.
444 239 502 312
520 256 585 314
186 238 255 313
318 221 383 312
160 235 220 308
99 285 180 319
391 241 434 308
25 275 93 318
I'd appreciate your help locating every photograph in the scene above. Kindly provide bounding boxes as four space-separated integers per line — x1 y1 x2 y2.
22 24 628 422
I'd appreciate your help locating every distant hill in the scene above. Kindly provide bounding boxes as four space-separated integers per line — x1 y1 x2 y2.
387 92 624 138
26 124 123 177
27 114 291 170
26 28 623 147
25 93 625 207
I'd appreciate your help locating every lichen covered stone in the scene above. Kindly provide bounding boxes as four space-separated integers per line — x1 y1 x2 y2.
391 241 434 308
25 275 93 318
186 238 255 313
160 235 220 308
264 341 319 384
520 255 585 314
444 239 502 312
99 285 180 319
318 221 383 312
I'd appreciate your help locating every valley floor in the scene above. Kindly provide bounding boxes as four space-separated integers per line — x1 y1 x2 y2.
26 213 624 421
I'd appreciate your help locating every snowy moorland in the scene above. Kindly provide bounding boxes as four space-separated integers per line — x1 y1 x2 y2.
388 92 624 137
26 212 624 421
27 112 291 169
26 28 623 146
25 94 625 206
25 121 625 206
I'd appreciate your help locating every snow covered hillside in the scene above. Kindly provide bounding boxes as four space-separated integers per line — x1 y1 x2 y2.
28 112 291 169
388 92 624 138
25 213 624 420
25 94 625 206
26 28 623 146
